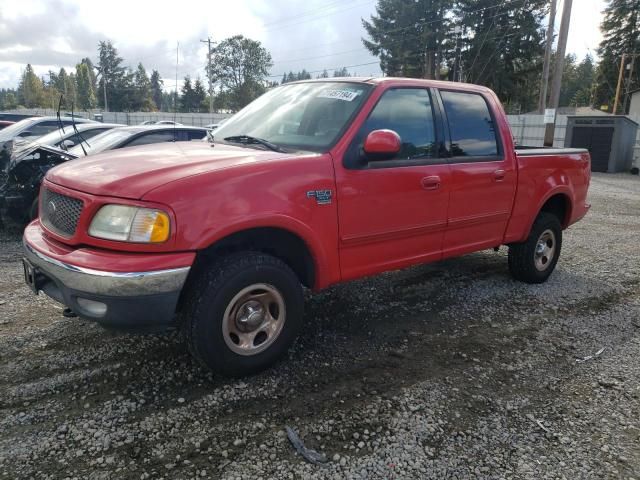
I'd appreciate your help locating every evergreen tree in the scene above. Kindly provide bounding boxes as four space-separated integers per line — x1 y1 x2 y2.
363 0 451 78
18 64 45 108
558 54 595 107
97 40 128 111
333 67 351 77
363 0 546 111
594 0 640 112
76 62 97 109
455 0 546 112
0 89 18 110
180 76 195 112
150 70 164 111
134 63 155 111
318 69 329 79
193 78 208 112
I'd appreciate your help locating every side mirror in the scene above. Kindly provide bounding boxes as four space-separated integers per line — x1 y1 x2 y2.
363 129 401 161
62 139 75 148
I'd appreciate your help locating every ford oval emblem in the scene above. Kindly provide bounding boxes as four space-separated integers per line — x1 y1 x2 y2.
47 200 57 215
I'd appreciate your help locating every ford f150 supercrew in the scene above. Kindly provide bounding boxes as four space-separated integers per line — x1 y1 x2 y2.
22 78 591 376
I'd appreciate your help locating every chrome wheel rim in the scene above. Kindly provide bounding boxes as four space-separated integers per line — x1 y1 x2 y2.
222 283 286 356
534 229 556 272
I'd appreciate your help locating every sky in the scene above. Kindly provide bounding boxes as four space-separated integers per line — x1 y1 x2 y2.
0 0 606 91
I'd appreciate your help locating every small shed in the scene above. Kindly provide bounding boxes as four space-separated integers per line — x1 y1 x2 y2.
564 115 638 173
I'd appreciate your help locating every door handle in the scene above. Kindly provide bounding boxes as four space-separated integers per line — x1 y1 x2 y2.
493 169 506 182
421 175 441 190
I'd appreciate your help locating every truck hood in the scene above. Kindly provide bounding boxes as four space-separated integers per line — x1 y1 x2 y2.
45 142 292 199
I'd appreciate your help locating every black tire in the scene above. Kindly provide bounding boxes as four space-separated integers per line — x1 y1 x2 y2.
508 212 562 284
181 251 304 377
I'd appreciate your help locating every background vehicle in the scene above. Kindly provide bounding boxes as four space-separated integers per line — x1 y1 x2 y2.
1 116 95 173
1 125 208 223
68 125 208 156
0 120 15 130
13 123 124 151
22 78 591 376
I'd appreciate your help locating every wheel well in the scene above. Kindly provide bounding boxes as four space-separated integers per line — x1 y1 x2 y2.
540 194 570 227
194 227 316 289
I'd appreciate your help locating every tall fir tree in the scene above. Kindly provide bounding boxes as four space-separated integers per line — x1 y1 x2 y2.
193 78 208 112
594 0 640 112
180 76 195 112
150 70 164 111
76 62 97 109
133 63 155 111
18 64 45 108
97 41 128 111
363 0 451 78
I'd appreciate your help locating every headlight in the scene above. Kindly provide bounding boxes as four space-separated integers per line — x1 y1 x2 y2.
88 205 170 243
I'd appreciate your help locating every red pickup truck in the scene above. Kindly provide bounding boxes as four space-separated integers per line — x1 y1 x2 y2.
22 78 591 376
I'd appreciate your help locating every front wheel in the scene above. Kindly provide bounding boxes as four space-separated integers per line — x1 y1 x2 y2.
508 212 562 284
181 252 304 377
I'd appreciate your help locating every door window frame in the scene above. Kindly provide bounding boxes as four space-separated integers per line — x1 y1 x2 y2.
434 88 504 164
343 86 448 170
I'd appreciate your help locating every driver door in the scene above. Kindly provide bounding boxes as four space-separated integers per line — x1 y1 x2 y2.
333 87 451 281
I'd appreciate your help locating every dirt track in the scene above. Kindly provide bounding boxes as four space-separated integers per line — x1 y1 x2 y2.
1 173 639 479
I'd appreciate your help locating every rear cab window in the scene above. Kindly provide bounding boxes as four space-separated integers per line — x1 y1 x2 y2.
439 90 500 159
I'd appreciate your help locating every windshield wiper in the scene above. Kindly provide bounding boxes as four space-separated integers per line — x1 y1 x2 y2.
223 135 287 153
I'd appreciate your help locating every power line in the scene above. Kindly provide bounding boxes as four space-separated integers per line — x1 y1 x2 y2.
261 0 373 29
266 61 380 79
472 0 531 83
467 0 509 74
271 47 368 65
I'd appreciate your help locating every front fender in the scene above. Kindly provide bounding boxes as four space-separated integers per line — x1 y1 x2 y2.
195 214 336 289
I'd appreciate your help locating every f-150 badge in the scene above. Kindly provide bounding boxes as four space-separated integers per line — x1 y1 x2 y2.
306 189 332 205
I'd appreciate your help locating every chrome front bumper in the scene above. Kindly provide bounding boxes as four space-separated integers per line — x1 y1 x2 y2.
23 240 190 297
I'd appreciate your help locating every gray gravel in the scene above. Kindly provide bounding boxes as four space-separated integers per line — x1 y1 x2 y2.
1 172 639 479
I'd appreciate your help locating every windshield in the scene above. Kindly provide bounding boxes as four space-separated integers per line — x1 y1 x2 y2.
213 82 372 152
19 127 69 148
0 118 36 141
69 128 130 156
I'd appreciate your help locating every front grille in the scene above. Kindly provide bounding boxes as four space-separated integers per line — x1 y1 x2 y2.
40 188 83 237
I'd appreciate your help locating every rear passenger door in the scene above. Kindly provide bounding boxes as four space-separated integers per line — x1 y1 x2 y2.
436 89 517 256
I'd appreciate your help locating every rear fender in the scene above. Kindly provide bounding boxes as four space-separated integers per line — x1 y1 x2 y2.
504 170 574 244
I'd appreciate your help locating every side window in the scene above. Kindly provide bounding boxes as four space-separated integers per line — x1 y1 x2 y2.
362 88 436 160
440 91 499 157
187 129 206 140
124 131 176 147
81 128 109 141
29 121 62 136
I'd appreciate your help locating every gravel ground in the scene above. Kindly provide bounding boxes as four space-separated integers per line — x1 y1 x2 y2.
0 172 639 480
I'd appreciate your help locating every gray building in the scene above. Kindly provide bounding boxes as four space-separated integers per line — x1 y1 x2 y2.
630 90 640 117
565 115 638 172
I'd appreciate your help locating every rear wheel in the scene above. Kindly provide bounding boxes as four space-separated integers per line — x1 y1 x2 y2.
508 212 562 284
181 252 304 377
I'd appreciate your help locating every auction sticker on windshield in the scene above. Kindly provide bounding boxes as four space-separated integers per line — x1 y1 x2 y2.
317 89 361 101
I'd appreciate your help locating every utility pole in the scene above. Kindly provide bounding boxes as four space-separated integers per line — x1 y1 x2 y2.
623 53 637 113
102 75 108 112
613 54 627 114
543 0 572 146
200 37 214 113
538 0 557 113
452 26 463 82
